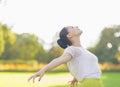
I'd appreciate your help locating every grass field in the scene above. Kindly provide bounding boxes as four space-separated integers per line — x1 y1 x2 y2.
0 72 120 87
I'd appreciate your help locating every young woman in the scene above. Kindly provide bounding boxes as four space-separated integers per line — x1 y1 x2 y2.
28 26 103 87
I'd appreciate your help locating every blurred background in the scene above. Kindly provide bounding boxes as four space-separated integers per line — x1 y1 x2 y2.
0 0 120 87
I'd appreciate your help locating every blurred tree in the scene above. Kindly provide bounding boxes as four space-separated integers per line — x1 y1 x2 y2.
88 25 120 64
0 23 51 64
0 23 16 56
1 33 47 63
115 51 120 63
48 32 64 62
0 24 4 55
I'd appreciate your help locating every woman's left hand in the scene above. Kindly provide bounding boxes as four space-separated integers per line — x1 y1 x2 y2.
68 78 78 87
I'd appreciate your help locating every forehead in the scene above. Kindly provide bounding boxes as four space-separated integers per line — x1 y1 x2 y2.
66 26 73 29
65 26 73 32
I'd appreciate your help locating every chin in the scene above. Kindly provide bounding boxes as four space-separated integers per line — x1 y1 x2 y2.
79 30 83 35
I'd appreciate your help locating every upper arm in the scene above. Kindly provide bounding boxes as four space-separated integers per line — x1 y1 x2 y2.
57 52 72 64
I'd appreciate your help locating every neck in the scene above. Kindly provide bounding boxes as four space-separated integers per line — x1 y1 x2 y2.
71 37 82 47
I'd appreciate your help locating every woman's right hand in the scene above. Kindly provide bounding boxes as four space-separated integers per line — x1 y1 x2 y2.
28 69 45 83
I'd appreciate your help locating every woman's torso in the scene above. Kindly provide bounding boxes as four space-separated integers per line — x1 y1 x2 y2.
64 46 101 82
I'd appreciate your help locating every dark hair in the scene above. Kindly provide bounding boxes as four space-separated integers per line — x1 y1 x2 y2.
57 27 72 49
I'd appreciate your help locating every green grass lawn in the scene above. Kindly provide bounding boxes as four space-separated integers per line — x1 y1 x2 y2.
0 72 120 87
102 72 120 87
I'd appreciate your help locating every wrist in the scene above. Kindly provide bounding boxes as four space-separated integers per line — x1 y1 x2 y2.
41 68 47 73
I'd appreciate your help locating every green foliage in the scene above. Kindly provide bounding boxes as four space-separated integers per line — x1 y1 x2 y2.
0 23 48 63
88 25 120 64
48 32 64 61
1 33 47 62
0 23 16 56
48 46 63 60
1 22 120 64
0 25 4 55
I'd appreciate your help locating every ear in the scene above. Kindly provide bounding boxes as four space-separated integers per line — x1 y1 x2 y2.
67 33 72 38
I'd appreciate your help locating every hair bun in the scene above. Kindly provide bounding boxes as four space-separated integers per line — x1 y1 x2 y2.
57 38 67 49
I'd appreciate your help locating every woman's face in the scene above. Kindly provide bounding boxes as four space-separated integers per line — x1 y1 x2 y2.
66 26 82 37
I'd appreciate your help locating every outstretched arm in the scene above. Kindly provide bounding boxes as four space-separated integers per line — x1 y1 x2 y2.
28 53 72 83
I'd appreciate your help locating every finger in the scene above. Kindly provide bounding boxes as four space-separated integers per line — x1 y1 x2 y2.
33 76 36 83
28 76 33 82
33 77 35 83
76 81 78 85
32 75 37 83
38 77 41 81
70 82 74 87
76 82 78 85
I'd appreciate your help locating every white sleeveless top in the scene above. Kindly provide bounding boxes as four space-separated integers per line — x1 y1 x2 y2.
64 46 101 82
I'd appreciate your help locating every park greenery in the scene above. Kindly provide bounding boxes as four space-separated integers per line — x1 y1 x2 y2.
0 23 120 72
0 72 120 87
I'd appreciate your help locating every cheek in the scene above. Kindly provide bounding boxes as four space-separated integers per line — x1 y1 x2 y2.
74 30 81 35
68 29 74 34
74 30 79 34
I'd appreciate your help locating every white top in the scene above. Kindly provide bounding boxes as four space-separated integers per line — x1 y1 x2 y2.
64 46 101 82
